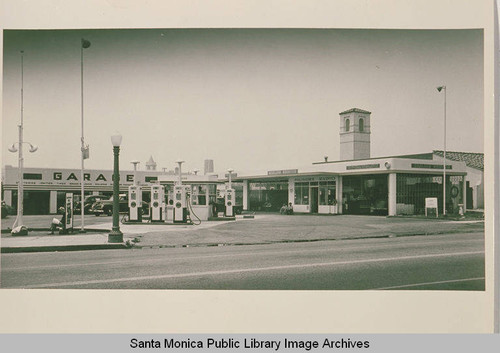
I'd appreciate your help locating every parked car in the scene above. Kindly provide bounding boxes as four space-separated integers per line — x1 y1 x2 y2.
74 195 110 214
90 194 149 216
1 201 14 219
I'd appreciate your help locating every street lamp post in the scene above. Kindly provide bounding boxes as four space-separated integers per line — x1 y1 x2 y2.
108 132 123 243
437 85 447 216
8 51 38 235
8 127 38 234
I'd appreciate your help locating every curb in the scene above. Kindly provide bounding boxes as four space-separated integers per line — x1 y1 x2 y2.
2 228 111 234
1 228 482 253
131 228 482 250
121 222 194 226
1 243 128 254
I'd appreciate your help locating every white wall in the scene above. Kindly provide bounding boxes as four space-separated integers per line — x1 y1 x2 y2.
50 190 57 214
190 205 210 221
4 190 12 206
318 205 338 214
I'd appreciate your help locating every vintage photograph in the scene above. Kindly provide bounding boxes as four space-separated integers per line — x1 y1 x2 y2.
1 28 484 290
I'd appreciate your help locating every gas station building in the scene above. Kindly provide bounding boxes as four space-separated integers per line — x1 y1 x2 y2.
235 154 469 216
1 108 482 217
1 165 166 215
234 108 479 216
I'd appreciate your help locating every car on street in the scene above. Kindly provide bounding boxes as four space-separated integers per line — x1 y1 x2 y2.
90 194 149 216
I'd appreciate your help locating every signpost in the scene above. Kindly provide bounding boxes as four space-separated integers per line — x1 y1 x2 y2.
425 197 438 218
65 193 74 232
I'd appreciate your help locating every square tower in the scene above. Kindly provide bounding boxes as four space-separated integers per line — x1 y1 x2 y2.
339 108 371 160
204 159 214 175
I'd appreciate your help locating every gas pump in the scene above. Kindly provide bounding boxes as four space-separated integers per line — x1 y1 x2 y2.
64 193 74 233
128 185 143 222
224 168 236 218
191 184 199 204
225 188 235 217
150 184 164 222
166 188 174 221
173 184 188 223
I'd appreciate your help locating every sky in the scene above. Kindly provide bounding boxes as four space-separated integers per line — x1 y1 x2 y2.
2 29 483 176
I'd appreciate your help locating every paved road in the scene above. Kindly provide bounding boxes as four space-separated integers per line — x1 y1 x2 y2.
1 232 484 290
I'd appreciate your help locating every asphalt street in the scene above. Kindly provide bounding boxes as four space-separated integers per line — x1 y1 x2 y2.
0 232 484 290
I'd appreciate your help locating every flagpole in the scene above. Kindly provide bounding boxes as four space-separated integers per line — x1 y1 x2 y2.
443 86 447 216
80 39 86 232
437 85 447 216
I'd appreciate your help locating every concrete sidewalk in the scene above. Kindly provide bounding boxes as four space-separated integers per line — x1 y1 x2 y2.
0 217 239 253
0 214 484 253
1 232 126 253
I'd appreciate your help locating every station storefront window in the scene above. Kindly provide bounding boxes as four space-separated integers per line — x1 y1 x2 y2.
396 173 464 215
190 184 208 205
207 184 218 205
319 181 336 205
249 181 288 212
294 182 309 205
342 174 388 215
23 191 50 215
228 182 244 208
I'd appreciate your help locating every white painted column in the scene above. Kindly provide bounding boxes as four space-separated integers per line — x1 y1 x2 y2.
472 185 477 209
336 175 343 214
4 190 12 206
462 176 467 214
289 179 295 212
388 173 397 216
242 180 249 211
49 190 58 214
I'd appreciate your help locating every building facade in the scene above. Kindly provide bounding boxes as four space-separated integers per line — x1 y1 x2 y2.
1 108 481 217
233 108 474 216
235 154 468 216
1 165 166 215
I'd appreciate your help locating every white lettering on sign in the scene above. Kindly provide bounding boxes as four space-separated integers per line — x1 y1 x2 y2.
319 177 336 181
268 169 298 175
50 171 136 182
450 175 463 184
432 176 443 184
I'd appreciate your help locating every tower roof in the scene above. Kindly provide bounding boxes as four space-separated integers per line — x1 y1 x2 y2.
146 155 157 167
340 108 371 115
